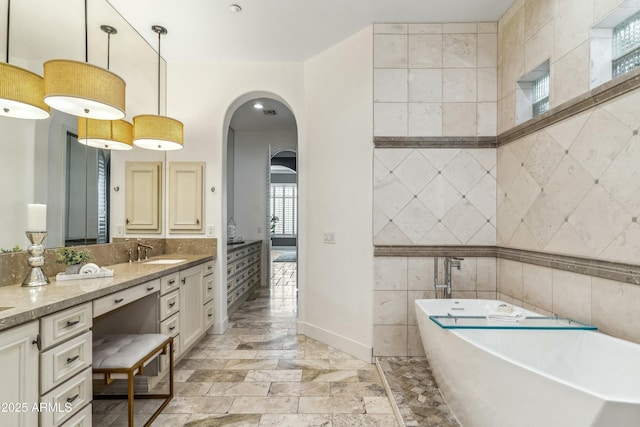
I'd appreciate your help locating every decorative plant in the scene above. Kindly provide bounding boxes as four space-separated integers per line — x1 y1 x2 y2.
270 215 279 234
0 245 22 253
55 247 92 266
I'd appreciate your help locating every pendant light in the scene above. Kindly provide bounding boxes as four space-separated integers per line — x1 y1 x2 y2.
43 0 126 120
133 25 183 151
77 25 132 150
0 0 50 119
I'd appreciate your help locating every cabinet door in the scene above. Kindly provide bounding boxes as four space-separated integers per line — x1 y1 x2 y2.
125 161 162 233
169 162 204 233
0 321 39 427
179 265 204 351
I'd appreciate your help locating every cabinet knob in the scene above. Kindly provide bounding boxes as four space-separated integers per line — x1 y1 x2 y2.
169 279 176 285
169 302 176 308
196 218 200 225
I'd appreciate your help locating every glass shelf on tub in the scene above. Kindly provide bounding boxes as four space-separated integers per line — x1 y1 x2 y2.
429 315 597 330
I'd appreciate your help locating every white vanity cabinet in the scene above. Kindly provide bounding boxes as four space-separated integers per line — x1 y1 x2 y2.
179 264 205 352
125 161 162 234
39 302 93 427
168 162 205 233
227 241 261 314
0 320 39 427
203 260 215 330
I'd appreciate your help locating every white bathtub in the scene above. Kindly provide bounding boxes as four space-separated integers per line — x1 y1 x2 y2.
415 299 640 427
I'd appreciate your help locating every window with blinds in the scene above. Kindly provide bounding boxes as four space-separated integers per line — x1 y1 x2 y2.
270 183 297 235
612 10 640 78
532 72 550 117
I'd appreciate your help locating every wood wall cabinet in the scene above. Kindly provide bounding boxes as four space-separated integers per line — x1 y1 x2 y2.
226 241 261 315
125 162 162 233
169 162 204 233
0 320 39 427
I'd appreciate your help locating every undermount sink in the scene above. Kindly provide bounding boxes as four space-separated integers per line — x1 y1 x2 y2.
143 259 186 265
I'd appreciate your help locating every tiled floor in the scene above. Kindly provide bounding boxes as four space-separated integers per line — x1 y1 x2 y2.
94 257 399 426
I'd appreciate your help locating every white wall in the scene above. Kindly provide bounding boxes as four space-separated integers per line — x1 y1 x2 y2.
299 27 374 361
159 60 305 334
232 130 297 241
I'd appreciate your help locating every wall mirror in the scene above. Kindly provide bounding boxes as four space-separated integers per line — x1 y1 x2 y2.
0 0 165 250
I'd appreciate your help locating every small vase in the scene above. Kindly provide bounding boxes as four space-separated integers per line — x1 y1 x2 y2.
65 264 82 275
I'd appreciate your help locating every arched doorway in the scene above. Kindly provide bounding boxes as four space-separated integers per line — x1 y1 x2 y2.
225 95 298 312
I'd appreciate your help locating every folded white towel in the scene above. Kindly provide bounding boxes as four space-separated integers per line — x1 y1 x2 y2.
486 304 526 323
79 263 100 274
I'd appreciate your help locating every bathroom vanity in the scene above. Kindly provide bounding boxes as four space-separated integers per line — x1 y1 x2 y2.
0 254 213 426
226 240 262 315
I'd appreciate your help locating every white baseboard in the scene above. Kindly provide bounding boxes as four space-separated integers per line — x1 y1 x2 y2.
210 316 229 335
297 321 372 363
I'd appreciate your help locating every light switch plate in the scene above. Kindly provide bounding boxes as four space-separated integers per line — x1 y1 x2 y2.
206 225 215 236
322 231 336 244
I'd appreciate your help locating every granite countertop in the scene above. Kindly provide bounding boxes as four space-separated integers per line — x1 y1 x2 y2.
227 240 261 251
0 254 214 332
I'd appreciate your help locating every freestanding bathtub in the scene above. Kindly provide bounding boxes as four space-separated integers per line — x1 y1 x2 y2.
415 299 640 427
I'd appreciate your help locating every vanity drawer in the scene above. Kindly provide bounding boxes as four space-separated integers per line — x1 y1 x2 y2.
160 291 180 320
56 402 91 427
161 312 180 338
40 367 91 427
226 276 235 291
227 263 236 276
204 300 214 329
203 260 215 276
227 290 235 306
93 280 160 318
40 303 92 350
41 331 92 394
204 275 215 303
160 273 180 295
234 258 247 272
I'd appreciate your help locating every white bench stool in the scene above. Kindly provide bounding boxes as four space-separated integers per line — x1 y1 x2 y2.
93 334 174 426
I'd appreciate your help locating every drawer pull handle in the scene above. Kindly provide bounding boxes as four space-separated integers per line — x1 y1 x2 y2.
65 320 80 327
147 286 155 291
169 326 176 331
66 355 80 364
115 298 124 303
207 286 213 290
208 265 213 270
168 279 176 285
66 394 79 404
169 302 176 308
208 313 213 317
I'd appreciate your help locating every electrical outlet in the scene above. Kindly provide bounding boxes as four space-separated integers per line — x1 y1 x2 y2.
257 226 262 233
322 231 336 244
116 224 124 236
206 225 215 236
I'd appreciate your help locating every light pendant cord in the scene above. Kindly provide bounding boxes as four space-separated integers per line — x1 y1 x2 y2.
157 29 161 115
5 0 10 63
84 0 88 62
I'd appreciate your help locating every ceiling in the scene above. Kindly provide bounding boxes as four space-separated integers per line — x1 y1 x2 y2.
106 0 515 62
230 99 297 131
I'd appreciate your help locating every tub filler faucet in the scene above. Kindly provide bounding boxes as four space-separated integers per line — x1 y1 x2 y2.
434 256 464 298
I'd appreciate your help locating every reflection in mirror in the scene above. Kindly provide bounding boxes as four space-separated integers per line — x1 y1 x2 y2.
0 0 166 251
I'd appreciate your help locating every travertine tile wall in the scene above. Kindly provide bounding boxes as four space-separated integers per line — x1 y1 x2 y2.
497 258 640 344
374 148 497 245
372 22 499 356
374 22 498 137
496 0 640 345
497 0 630 133
373 256 497 356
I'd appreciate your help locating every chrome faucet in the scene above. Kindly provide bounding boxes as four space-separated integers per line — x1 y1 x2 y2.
434 256 464 298
136 239 153 261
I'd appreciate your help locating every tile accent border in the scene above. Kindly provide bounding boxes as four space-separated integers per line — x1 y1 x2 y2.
374 245 640 285
497 67 640 146
374 136 497 149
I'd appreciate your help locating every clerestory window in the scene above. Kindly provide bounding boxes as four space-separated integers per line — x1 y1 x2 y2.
612 10 640 77
532 72 550 117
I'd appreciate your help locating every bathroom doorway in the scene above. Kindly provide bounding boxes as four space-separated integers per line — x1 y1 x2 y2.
269 149 297 289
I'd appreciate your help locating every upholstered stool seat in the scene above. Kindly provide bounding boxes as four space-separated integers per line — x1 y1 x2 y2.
93 334 174 427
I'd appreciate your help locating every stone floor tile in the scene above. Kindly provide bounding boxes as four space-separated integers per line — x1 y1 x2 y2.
223 359 279 370
298 396 366 414
206 382 271 397
244 369 302 382
301 369 359 383
164 396 235 415
330 382 387 397
267 382 331 397
332 413 400 426
187 370 249 382
277 359 330 370
364 396 394 413
228 396 298 414
258 413 332 427
185 413 262 426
